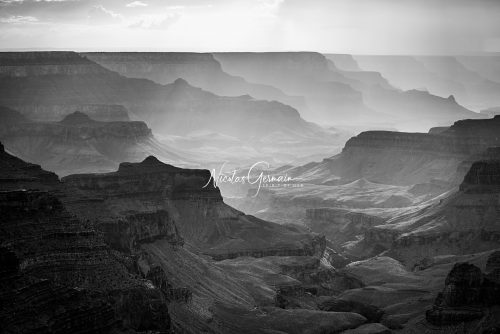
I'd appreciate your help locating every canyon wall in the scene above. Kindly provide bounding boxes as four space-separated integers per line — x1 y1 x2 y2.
62 155 322 259
0 110 185 176
0 143 172 333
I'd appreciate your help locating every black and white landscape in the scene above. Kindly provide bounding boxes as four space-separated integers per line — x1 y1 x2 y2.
1 1 500 333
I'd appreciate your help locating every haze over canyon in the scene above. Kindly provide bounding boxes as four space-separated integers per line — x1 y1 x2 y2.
1 1 500 333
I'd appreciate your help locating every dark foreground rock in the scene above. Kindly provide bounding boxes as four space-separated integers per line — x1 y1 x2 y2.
0 143 172 333
426 260 500 326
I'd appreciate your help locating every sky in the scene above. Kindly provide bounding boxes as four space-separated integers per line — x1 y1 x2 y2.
0 0 500 54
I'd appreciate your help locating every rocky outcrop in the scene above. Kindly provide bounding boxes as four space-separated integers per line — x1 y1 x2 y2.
0 109 186 176
293 116 500 186
62 155 321 259
0 142 59 190
306 208 386 248
426 262 500 326
460 160 500 193
0 143 172 333
384 156 500 266
101 210 184 253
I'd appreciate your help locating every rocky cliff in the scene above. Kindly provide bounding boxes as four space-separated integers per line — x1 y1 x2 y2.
288 115 500 187
0 109 186 176
62 155 322 259
0 142 172 333
380 158 500 266
305 208 386 252
426 259 500 328
460 160 500 193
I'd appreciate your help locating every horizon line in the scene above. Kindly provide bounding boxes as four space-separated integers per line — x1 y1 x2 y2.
0 47 499 57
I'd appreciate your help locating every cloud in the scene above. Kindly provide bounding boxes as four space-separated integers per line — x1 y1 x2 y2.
128 12 180 29
0 15 38 23
87 5 122 24
126 1 147 8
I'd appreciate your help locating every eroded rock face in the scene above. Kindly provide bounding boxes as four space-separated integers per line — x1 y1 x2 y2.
0 141 59 190
0 109 187 176
306 208 386 249
426 261 500 327
62 156 321 259
293 116 500 187
381 155 500 267
442 263 484 307
460 160 500 193
0 143 172 333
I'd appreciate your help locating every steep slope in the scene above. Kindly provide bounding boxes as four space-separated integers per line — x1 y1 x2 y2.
61 155 323 259
59 155 376 333
1 145 374 333
357 158 500 267
284 115 500 187
229 116 500 266
0 108 188 176
0 142 172 333
334 250 500 331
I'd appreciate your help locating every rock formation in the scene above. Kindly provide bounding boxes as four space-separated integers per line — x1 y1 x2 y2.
426 260 500 327
0 108 187 176
284 115 500 187
0 142 172 333
381 158 500 267
61 155 321 258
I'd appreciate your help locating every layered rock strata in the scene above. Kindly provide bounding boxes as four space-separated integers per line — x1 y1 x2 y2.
0 142 172 333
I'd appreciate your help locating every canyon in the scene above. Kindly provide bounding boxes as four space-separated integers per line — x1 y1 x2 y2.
214 52 484 131
230 115 500 269
0 143 379 333
2 50 500 334
0 108 189 176
0 51 346 167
